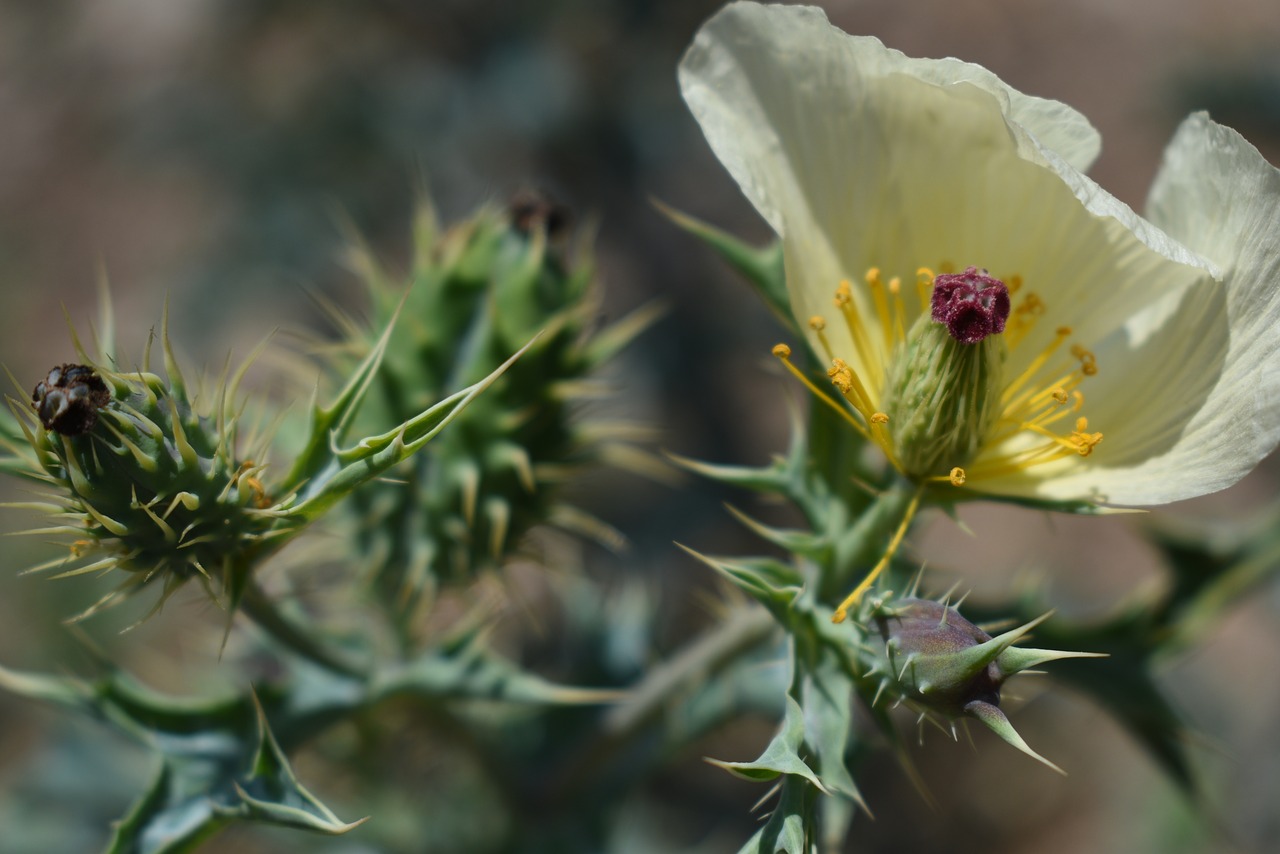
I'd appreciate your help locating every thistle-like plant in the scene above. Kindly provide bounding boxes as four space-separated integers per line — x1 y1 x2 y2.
331 194 659 638
1 294 523 649
668 3 1280 848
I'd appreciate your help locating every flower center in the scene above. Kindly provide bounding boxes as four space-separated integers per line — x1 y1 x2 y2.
930 267 1010 344
772 264 1103 489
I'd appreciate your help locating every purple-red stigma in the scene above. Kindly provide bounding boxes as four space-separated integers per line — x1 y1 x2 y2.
931 267 1011 344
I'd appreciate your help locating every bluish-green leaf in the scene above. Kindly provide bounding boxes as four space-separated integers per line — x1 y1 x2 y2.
708 696 826 792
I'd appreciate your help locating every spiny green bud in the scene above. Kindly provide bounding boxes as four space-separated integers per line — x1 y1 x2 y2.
14 348 276 619
882 268 1008 480
5 297 517 624
862 595 1102 770
341 195 657 633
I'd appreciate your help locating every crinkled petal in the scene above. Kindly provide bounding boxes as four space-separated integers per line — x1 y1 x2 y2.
680 3 1275 507
679 1 1212 411
1026 113 1280 505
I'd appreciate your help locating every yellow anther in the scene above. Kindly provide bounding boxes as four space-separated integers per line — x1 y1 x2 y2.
834 280 853 307
1081 361 1098 377
916 267 935 283
1070 418 1104 456
772 343 792 358
1055 326 1072 337
870 412 889 424
1017 293 1046 316
1007 274 1023 294
949 466 966 486
827 359 854 394
1051 388 1069 404
864 267 882 286
888 276 901 295
808 316 826 331
1072 390 1084 410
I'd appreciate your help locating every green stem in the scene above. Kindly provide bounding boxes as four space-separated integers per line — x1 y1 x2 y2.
549 604 778 800
239 580 369 679
819 479 918 603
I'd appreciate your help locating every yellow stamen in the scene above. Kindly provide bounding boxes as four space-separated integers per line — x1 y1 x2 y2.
928 466 966 486
772 345 871 441
1070 417 1103 456
1002 325 1072 403
832 487 923 623
865 267 896 352
827 358 875 418
916 267 934 309
835 280 879 378
888 275 907 343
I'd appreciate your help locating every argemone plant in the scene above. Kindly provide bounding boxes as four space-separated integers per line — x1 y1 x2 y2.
672 2 1280 849
1 4 1279 852
680 1 1280 508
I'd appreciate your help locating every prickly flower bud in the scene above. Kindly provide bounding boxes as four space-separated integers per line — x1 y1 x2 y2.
864 596 1101 769
341 198 657 631
5 301 517 623
881 268 1008 479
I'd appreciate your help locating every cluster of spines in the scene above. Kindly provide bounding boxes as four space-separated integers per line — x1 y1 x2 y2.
4 316 278 621
340 197 656 626
850 591 1104 771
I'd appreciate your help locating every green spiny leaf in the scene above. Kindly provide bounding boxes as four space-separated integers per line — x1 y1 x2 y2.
707 696 827 793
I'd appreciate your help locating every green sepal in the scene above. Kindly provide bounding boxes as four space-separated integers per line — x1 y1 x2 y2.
229 697 369 834
707 696 827 793
676 546 802 620
801 650 868 813
106 763 227 854
0 662 363 853
284 335 535 522
667 451 792 495
656 202 791 331
965 598 1195 791
376 622 619 706
964 699 1063 774
736 774 814 854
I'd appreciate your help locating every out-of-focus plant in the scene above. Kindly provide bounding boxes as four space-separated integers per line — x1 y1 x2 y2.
0 194 667 852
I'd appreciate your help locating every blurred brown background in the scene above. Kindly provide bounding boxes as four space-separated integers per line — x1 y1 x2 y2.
1 1 1278 851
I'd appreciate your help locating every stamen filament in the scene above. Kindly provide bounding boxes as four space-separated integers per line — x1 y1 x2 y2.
888 275 907 344
835 280 881 382
865 268 895 353
772 345 871 441
915 268 934 312
832 487 922 623
1002 326 1072 404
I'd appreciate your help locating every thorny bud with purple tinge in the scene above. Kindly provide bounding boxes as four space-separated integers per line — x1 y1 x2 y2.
862 595 1104 771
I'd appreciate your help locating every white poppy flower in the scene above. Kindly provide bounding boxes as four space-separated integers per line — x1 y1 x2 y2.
679 1 1280 507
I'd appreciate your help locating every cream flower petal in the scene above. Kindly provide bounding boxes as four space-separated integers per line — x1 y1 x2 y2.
681 2 1247 504
678 1 1212 391
1035 113 1280 505
978 116 1280 505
